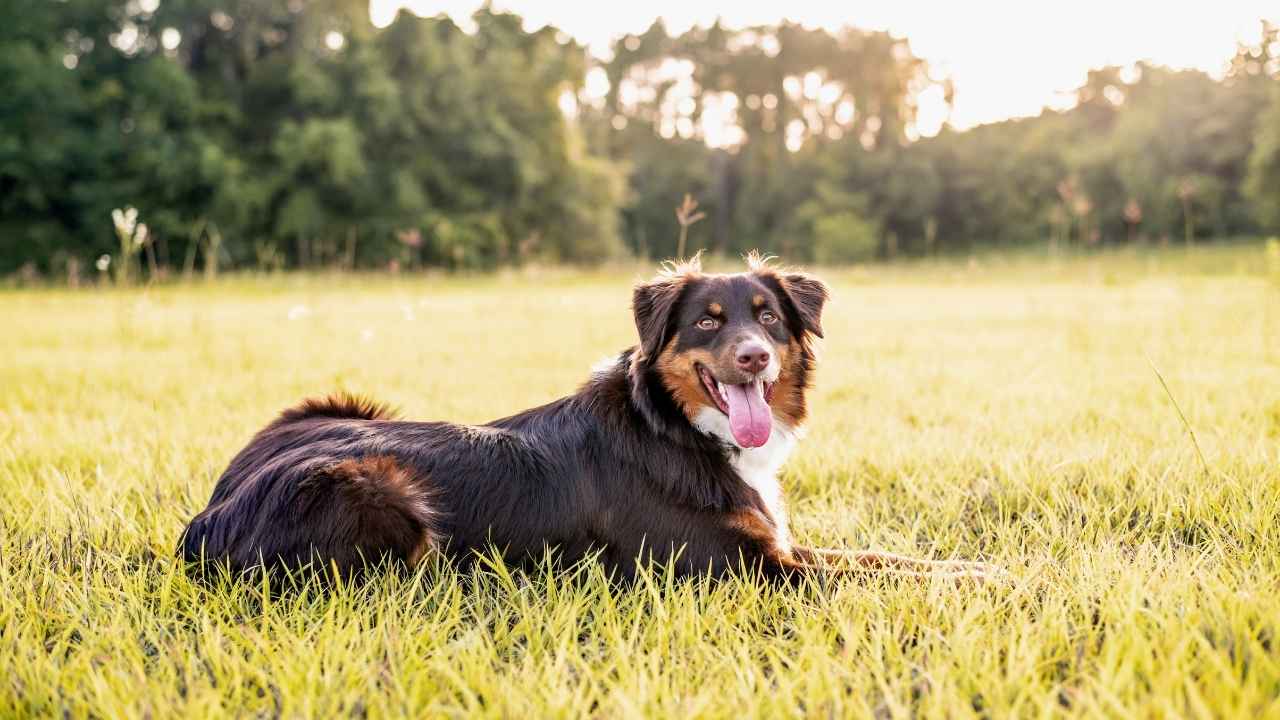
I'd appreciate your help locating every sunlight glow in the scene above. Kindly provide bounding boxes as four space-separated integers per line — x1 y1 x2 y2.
161 28 182 51
372 0 1275 132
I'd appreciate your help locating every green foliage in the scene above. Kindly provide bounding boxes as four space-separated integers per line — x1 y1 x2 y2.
0 4 1277 275
0 0 622 274
792 175 881 262
591 20 1280 260
810 211 879 263
1246 85 1280 231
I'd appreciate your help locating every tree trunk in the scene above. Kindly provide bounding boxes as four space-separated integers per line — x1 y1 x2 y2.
1182 198 1194 246
204 224 222 281
345 227 358 270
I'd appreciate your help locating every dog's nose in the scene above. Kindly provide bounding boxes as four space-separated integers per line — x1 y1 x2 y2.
735 342 771 374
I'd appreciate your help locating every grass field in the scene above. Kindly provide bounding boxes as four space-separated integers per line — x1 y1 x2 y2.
2 245 1279 718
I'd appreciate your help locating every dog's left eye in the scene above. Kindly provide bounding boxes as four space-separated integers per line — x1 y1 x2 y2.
759 310 778 325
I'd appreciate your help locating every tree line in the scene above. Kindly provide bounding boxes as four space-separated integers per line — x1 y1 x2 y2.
1 1 1277 278
591 18 1280 263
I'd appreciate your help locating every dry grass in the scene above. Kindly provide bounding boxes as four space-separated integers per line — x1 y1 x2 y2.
2 245 1278 718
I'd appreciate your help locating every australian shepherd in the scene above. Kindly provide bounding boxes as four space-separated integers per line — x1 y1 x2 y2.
179 255 997 584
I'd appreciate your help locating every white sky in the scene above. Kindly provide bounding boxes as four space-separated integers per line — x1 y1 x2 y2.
371 0 1276 131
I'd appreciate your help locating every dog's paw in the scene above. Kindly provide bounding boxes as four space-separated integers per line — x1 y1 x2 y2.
951 561 1010 584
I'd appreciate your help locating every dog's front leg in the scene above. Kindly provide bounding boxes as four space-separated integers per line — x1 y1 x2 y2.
791 546 1003 580
764 554 977 586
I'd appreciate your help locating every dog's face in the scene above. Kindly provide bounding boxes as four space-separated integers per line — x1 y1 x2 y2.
632 256 828 448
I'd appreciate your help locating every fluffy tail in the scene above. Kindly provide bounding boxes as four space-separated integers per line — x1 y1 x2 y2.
179 454 436 581
275 392 398 424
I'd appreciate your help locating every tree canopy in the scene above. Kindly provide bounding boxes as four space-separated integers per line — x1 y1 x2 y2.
586 19 1280 262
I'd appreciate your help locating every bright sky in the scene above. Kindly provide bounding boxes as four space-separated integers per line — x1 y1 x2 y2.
371 0 1275 133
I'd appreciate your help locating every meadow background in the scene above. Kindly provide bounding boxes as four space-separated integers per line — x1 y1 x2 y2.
3 245 1279 717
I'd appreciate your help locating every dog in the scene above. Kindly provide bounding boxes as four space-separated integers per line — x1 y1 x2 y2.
179 254 997 584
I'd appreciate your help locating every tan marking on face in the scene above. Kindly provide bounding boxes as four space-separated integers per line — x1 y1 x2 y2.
769 339 809 427
752 294 765 308
656 333 719 421
708 302 722 316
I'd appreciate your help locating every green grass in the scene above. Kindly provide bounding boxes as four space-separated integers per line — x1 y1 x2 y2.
2 245 1279 718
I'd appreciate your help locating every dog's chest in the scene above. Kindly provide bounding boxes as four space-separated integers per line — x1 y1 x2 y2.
732 429 797 553
694 410 797 553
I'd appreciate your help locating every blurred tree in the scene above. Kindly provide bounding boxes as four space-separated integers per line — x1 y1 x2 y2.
1 5 1277 275
586 20 929 259
1244 22 1280 232
1247 84 1280 232
0 0 621 273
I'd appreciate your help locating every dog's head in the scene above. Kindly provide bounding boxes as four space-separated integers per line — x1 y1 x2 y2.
631 253 828 448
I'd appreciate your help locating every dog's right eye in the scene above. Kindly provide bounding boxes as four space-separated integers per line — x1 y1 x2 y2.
696 317 721 331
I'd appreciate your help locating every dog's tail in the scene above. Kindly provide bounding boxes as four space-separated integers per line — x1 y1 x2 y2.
274 392 398 424
178 454 437 581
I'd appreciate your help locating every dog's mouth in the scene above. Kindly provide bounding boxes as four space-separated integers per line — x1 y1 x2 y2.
697 364 775 448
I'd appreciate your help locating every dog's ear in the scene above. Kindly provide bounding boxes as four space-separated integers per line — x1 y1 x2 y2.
776 272 828 339
632 276 686 361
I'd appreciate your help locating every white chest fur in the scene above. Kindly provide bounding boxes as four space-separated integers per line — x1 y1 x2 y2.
693 408 798 554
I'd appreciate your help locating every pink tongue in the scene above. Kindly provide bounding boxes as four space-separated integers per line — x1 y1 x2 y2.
723 382 772 448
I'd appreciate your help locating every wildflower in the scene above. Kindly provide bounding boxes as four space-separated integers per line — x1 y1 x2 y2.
133 223 148 247
111 207 138 239
96 255 111 272
1123 199 1143 224
396 229 422 248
